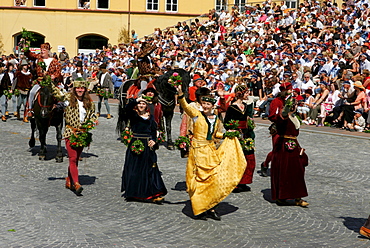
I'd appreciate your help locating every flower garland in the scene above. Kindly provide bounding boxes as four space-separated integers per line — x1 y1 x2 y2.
18 28 36 52
224 130 241 139
247 118 256 130
224 119 239 130
39 76 52 87
121 127 133 146
157 130 166 143
284 139 297 151
131 139 145 155
96 88 113 98
175 136 191 151
239 138 255 151
69 120 96 148
2 89 20 99
142 95 153 102
168 72 182 87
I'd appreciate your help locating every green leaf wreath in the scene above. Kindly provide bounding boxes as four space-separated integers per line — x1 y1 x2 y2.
224 119 239 130
2 89 20 99
39 75 52 87
96 88 113 98
239 138 255 151
69 120 96 148
38 61 47 71
131 139 145 155
142 95 153 101
157 130 166 143
174 136 191 151
121 127 133 146
247 118 256 130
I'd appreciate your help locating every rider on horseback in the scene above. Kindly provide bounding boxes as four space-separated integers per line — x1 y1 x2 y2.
24 42 62 119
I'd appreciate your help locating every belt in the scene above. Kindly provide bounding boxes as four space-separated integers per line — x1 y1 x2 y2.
283 135 297 139
66 125 86 133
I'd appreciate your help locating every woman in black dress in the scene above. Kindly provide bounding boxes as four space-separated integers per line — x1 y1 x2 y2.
121 96 167 204
221 85 256 192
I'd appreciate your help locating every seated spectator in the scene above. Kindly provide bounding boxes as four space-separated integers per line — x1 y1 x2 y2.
347 109 366 132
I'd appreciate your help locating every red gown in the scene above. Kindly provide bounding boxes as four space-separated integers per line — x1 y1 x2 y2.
269 98 308 201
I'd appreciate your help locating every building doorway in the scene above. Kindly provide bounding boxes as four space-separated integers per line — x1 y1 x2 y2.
77 34 108 54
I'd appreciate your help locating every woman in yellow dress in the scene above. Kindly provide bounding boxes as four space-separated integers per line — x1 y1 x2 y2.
176 87 247 221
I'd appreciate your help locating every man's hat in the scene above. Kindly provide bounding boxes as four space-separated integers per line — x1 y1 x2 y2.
142 87 158 97
193 74 203 82
73 77 89 88
40 43 51 50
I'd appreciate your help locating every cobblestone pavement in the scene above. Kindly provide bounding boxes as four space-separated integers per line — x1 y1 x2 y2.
0 104 370 248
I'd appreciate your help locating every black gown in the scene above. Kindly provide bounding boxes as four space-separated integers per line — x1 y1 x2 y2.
121 99 167 199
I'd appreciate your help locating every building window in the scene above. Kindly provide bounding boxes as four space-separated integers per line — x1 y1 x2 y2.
34 0 45 7
166 0 177 12
147 0 159 11
78 0 90 9
14 0 27 6
234 0 246 12
285 0 297 8
97 0 109 9
215 0 227 11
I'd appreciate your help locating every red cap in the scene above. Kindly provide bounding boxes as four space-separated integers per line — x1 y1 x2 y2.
193 74 202 82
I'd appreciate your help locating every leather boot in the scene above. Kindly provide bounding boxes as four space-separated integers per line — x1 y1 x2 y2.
23 117 29 123
107 114 112 119
65 177 71 189
360 215 370 238
5 111 9 116
1 116 6 122
261 162 268 177
14 112 19 119
73 182 83 194
96 112 100 117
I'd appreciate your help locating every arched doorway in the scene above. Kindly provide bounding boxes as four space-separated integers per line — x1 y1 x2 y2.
77 34 108 54
13 32 45 54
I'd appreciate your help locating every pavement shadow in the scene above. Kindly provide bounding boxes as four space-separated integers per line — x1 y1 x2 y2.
338 216 367 234
171 181 187 191
28 145 67 161
80 152 98 158
261 188 275 204
47 175 97 186
181 200 239 219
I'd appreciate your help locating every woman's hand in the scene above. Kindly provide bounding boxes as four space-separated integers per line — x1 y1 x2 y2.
176 85 183 96
148 140 156 147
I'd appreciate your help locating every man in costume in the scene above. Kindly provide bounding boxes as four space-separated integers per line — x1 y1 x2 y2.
24 42 62 117
52 77 97 195
12 60 33 122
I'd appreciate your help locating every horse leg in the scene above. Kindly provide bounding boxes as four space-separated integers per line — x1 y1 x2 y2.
38 125 47 160
29 118 36 148
55 123 63 163
165 112 175 150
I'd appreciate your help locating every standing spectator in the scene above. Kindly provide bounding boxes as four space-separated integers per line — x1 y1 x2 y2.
59 47 69 63
97 63 113 119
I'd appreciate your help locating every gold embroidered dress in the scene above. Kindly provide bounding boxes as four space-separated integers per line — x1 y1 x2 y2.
179 97 247 216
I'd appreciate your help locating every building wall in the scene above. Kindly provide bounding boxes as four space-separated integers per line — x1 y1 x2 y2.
0 0 214 55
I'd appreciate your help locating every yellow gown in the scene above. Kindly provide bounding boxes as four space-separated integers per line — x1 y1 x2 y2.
179 97 247 216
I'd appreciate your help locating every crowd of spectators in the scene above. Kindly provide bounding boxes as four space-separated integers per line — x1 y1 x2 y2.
1 0 370 132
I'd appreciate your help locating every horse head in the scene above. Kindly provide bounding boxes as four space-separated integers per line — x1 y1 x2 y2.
37 86 54 119
154 69 190 106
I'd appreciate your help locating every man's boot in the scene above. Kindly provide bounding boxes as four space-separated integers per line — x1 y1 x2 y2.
107 114 112 119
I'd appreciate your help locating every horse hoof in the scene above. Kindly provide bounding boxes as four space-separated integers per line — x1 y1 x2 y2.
39 156 45 160
29 140 35 148
167 145 175 150
55 157 63 163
